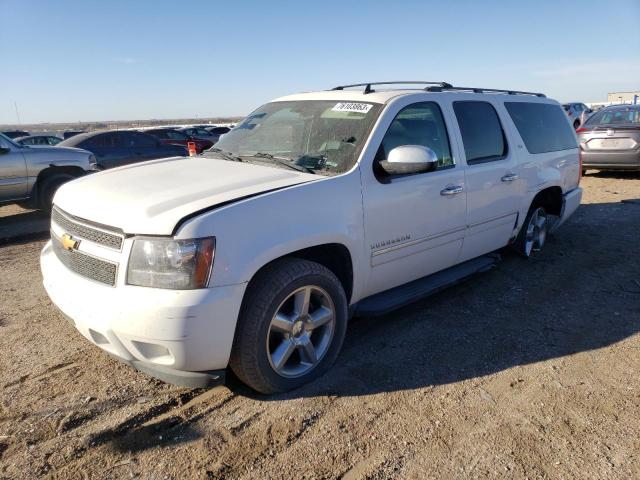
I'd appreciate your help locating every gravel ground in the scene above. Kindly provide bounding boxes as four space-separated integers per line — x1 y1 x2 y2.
1 172 639 479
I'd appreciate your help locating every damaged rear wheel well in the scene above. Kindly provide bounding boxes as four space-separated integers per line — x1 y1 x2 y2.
532 187 563 216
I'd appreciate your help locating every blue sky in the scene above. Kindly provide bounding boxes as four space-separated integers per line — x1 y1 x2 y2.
1 0 639 124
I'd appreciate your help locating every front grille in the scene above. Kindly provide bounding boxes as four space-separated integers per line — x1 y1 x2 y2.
52 235 118 286
52 207 123 250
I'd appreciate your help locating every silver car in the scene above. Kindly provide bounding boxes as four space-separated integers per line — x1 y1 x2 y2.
0 133 96 210
578 105 640 172
562 102 593 129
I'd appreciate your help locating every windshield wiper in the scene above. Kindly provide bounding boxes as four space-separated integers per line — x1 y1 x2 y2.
206 148 244 162
244 152 314 173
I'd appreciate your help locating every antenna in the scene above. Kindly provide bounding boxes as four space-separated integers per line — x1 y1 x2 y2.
14 102 22 125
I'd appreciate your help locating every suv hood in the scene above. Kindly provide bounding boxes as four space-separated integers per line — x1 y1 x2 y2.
54 156 318 234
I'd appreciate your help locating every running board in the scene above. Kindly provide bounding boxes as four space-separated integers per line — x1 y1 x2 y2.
354 254 500 317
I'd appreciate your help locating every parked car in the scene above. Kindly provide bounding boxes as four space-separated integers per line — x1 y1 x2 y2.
577 104 640 172
144 128 213 153
58 130 187 169
15 134 63 146
178 126 220 143
63 130 86 139
205 126 232 143
562 102 592 129
2 130 30 139
41 82 582 393
0 132 95 209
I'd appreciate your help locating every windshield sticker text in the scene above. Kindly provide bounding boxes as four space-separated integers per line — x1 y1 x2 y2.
331 102 373 114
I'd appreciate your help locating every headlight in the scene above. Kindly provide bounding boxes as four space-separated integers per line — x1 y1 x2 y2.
88 154 99 171
127 237 215 289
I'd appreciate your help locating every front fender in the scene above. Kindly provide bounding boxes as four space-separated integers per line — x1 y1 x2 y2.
176 171 367 303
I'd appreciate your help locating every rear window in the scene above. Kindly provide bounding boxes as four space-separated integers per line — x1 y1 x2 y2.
505 102 577 154
584 107 640 126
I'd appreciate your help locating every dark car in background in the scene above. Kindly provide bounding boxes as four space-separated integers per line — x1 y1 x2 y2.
577 105 640 173
144 128 213 153
2 130 30 139
58 130 187 169
15 135 63 146
205 126 231 142
178 126 221 143
63 130 86 139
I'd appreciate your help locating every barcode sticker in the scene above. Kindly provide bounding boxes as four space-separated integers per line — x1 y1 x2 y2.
331 102 373 114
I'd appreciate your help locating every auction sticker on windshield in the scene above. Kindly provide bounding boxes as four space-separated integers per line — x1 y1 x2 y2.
331 102 373 114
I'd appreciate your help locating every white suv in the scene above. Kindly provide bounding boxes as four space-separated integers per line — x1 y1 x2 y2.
41 82 582 393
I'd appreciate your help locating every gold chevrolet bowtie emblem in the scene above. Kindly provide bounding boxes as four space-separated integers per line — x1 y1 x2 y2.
61 233 79 251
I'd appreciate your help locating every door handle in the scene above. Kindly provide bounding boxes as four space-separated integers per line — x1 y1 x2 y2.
501 173 519 182
440 185 464 196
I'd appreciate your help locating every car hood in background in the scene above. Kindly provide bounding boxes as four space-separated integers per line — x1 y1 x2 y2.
53 156 318 234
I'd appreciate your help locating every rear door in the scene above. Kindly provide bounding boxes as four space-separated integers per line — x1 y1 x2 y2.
0 135 28 201
450 100 525 262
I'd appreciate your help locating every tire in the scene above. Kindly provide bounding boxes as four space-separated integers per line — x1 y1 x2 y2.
513 204 549 258
38 173 75 210
573 120 580 129
229 258 348 394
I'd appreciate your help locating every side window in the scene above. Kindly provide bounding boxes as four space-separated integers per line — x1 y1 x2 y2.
85 134 106 148
453 101 507 164
167 130 188 140
103 132 125 148
375 101 453 176
504 102 577 154
131 133 157 147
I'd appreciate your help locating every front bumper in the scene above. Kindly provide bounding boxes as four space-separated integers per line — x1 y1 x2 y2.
41 240 246 387
551 186 582 232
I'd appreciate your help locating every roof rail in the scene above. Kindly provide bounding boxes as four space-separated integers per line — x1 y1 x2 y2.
425 85 546 97
329 82 545 98
331 81 453 94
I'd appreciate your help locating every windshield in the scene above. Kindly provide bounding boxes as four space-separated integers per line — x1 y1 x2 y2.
0 132 20 148
584 107 640 126
213 100 383 175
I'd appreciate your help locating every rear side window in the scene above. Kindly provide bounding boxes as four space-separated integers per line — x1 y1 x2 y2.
505 102 577 154
453 101 507 164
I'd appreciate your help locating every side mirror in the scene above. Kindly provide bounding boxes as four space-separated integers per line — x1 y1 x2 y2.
0 147 10 155
380 145 438 175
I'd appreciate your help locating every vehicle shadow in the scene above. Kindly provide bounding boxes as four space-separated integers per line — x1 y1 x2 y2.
232 199 640 401
585 170 640 180
0 208 50 245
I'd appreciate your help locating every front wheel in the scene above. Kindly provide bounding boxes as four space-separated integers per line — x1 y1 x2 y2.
514 206 549 258
38 173 75 210
229 258 348 394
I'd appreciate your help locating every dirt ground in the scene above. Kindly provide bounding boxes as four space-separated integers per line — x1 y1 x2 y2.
1 172 639 479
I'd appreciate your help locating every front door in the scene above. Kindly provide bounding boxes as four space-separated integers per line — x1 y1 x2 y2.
450 100 524 262
361 101 467 297
0 135 28 202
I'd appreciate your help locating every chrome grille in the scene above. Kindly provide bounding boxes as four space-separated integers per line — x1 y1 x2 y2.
52 235 118 286
52 207 123 250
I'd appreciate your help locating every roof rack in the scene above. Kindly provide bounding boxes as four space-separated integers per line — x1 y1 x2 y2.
331 81 453 94
330 81 545 98
425 85 545 97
